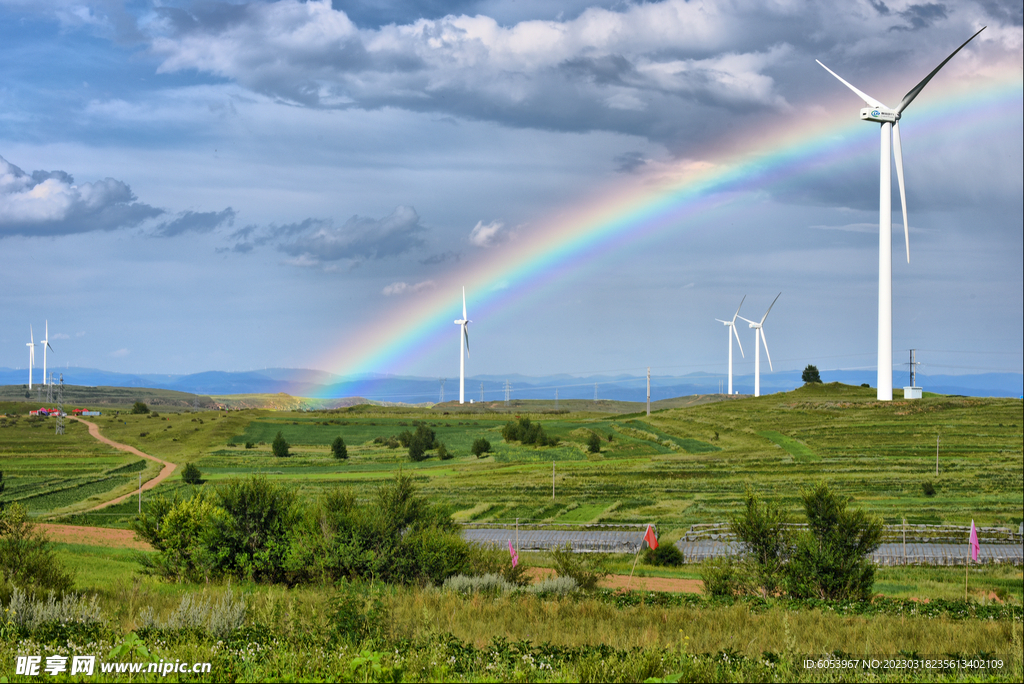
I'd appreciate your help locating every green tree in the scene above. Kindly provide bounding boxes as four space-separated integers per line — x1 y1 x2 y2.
731 487 792 597
181 462 203 485
802 365 822 383
787 483 883 601
0 503 75 600
272 431 290 458
586 432 602 454
331 436 348 460
471 438 491 457
436 442 452 460
131 401 150 414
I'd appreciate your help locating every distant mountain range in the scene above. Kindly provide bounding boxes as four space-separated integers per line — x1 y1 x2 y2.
2 366 1020 403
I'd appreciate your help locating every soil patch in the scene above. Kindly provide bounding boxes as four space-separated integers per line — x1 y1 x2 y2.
37 523 152 551
527 567 702 593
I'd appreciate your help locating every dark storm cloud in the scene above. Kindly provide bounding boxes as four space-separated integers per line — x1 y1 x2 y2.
614 151 648 173
0 154 163 237
153 207 236 237
892 4 948 31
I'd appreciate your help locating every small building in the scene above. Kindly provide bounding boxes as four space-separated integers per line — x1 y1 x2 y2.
904 386 923 400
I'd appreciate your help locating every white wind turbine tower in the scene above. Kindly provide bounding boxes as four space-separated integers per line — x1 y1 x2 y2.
715 296 745 395
41 320 54 386
453 287 471 404
817 27 985 401
26 326 36 390
739 293 780 398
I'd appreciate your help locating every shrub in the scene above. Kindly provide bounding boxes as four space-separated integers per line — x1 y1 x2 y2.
443 573 515 595
131 401 150 414
437 442 452 460
161 590 246 637
408 439 428 462
0 504 75 603
471 438 491 457
786 482 883 601
244 441 255 449
699 557 739 597
502 416 558 446
731 487 791 597
586 431 602 453
133 493 227 582
272 431 290 458
331 436 348 460
550 543 608 591
644 544 684 567
467 543 530 586
922 481 936 497
181 462 203 485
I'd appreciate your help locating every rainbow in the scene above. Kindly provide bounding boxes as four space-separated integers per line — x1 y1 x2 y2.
313 72 1022 399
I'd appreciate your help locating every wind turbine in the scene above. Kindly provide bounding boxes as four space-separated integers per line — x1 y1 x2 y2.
739 293 780 398
453 287 471 404
816 27 985 401
41 320 54 386
26 326 36 390
715 296 745 395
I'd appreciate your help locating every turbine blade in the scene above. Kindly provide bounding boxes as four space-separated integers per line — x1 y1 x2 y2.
47 342 54 353
737 316 755 326
893 121 910 263
731 295 746 325
462 287 467 320
760 328 773 372
815 60 887 108
896 27 986 115
715 319 729 324
464 323 470 356
732 324 745 358
760 293 781 325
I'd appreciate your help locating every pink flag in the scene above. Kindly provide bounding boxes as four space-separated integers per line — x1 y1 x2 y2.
644 524 659 550
969 520 980 562
508 539 518 568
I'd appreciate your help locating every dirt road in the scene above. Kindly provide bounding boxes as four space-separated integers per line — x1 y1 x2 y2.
71 416 177 511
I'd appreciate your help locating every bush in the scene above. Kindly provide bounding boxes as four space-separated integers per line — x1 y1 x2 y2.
471 438 491 457
922 481 936 497
181 462 203 485
467 543 530 586
550 543 608 591
132 493 226 582
331 436 348 460
131 401 150 414
731 487 792 597
437 442 452 460
0 504 76 603
502 416 558 446
699 557 739 597
272 431 290 458
786 483 883 601
644 544 684 567
586 431 602 453
210 476 300 583
244 441 255 449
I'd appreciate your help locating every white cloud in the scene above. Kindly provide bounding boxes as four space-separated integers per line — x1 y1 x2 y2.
110 348 130 358
382 280 437 296
469 219 510 247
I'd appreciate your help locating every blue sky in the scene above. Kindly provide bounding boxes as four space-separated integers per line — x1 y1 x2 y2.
1 0 1021 383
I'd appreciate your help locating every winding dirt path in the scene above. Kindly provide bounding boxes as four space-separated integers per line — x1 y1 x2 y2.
71 416 177 511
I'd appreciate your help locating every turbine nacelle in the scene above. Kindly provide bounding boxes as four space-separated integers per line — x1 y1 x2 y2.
860 107 898 123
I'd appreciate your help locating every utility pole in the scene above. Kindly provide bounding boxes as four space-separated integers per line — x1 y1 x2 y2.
936 435 940 476
908 349 920 387
646 367 651 416
55 374 65 436
552 461 555 500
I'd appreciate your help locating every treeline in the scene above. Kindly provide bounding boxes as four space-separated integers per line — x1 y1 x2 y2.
133 475 509 585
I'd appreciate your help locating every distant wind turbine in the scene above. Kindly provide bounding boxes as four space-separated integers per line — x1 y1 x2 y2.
739 293 780 398
715 296 745 395
816 27 985 401
41 320 54 386
26 326 36 390
453 287 471 404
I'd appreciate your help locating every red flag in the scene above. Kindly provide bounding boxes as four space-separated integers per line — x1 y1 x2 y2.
644 524 658 550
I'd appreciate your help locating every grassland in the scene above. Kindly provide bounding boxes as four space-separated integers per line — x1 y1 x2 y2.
2 384 1022 682
5 383 1021 538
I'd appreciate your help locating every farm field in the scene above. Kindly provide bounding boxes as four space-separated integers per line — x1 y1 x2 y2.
2 384 1022 682
5 384 1022 538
